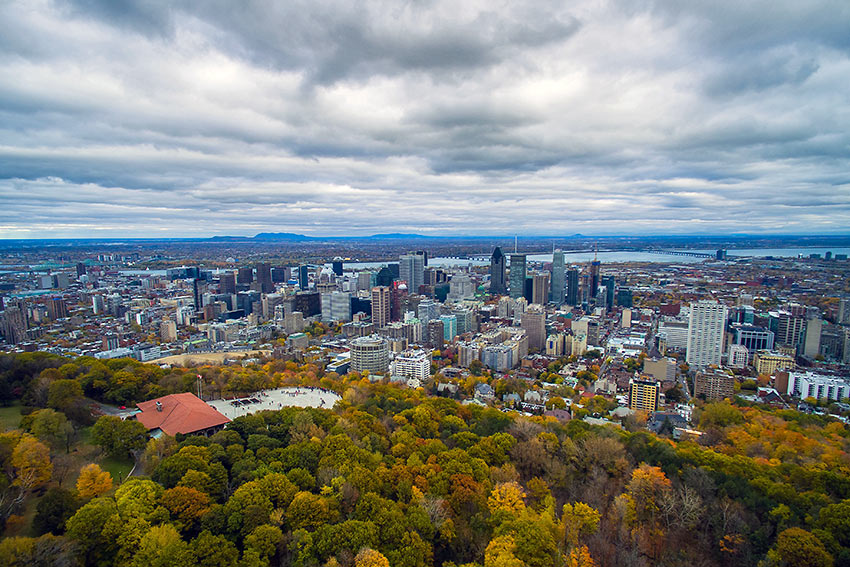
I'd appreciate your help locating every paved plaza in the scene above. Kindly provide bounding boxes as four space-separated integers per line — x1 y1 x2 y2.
207 386 341 420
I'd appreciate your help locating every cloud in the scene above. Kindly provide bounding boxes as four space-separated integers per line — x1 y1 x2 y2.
0 0 848 237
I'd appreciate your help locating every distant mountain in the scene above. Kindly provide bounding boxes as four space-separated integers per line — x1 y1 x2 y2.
252 232 315 241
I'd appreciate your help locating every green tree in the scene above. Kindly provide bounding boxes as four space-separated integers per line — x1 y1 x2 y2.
30 408 76 453
191 531 240 567
92 415 148 458
33 486 79 535
767 527 833 567
47 379 84 411
132 524 195 567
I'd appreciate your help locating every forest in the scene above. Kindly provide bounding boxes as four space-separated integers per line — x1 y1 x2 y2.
0 351 849 567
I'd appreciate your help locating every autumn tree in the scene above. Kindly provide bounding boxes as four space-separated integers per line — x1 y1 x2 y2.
354 547 390 567
766 527 833 567
92 415 148 459
76 463 113 499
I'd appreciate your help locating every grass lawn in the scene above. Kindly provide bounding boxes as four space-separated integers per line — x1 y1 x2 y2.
98 455 135 484
0 402 23 431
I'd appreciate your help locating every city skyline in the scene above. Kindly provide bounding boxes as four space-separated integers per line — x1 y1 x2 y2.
1 1 849 238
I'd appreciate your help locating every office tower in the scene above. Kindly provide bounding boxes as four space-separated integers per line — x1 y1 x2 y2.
271 267 287 283
92 294 105 315
415 250 428 267
601 275 616 310
531 273 550 305
160 320 177 343
490 247 507 296
332 258 344 277
350 336 389 374
550 250 565 304
331 291 352 322
440 314 457 341
399 254 425 292
237 267 253 285
589 258 601 299
521 305 546 351
509 254 526 299
298 265 309 290
220 272 236 295
629 379 660 412
686 300 728 368
76 262 87 278
427 320 445 348
803 318 823 358
617 287 633 308
418 299 439 324
769 310 806 348
371 286 391 329
256 263 273 294
193 279 205 311
390 281 407 322
566 269 579 306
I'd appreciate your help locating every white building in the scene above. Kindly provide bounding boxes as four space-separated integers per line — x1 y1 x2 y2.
686 301 728 368
350 335 390 375
785 371 850 401
727 344 749 368
390 349 431 382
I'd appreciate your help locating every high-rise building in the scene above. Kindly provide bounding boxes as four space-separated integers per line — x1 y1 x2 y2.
350 335 389 375
617 287 633 308
803 318 823 358
237 267 253 285
332 258 344 277
47 297 68 320
839 299 850 325
531 273 550 306
256 263 273 294
629 379 660 412
521 305 546 352
76 262 87 278
399 254 425 293
686 300 728 368
509 254 526 299
160 320 177 343
418 299 439 324
550 250 565 305
601 276 615 311
589 260 601 299
220 272 236 295
298 265 309 290
489 247 507 296
566 269 579 306
371 286 391 329
375 266 395 287
694 369 735 400
440 314 457 341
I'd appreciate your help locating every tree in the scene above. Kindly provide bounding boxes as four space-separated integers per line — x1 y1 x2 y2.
191 531 239 567
12 434 53 492
561 502 600 550
354 547 390 567
767 527 833 567
161 486 210 532
244 524 283 560
92 416 148 458
47 379 84 411
484 535 524 567
33 486 79 535
30 409 76 453
567 545 596 567
76 463 113 499
132 524 195 567
488 482 526 517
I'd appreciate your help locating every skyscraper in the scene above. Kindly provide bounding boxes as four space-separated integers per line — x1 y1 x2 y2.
550 250 565 305
332 258 344 276
686 300 728 368
237 267 253 285
220 272 236 295
521 305 546 351
298 265 309 290
489 247 507 296
399 254 425 293
532 273 550 305
509 254 526 299
589 259 601 299
371 286 391 329
566 268 579 306
256 263 273 294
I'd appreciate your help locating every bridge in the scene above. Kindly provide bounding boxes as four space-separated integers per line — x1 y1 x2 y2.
639 249 721 258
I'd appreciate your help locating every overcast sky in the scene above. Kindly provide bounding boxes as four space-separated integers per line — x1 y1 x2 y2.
1 0 849 238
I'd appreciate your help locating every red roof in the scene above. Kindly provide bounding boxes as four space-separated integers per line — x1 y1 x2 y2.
135 392 230 436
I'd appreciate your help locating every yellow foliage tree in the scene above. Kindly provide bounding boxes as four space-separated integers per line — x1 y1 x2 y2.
567 545 596 567
488 481 526 516
77 463 113 499
354 547 390 567
11 434 52 490
484 535 525 567
561 502 601 550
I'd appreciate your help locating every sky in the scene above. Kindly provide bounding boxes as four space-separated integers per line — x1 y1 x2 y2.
1 0 849 238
